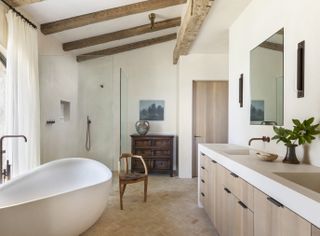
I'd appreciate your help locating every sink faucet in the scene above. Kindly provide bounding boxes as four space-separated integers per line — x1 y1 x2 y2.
248 136 270 146
0 135 27 184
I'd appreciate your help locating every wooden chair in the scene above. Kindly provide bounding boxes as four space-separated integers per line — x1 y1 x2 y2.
119 153 148 210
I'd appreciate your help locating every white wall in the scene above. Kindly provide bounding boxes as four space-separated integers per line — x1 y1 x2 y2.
77 57 114 168
229 0 320 166
112 41 178 170
67 41 178 171
178 53 229 178
38 34 80 164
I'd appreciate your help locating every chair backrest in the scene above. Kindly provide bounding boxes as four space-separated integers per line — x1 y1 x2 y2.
119 153 148 175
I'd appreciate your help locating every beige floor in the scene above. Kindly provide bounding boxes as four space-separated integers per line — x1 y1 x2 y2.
81 175 218 236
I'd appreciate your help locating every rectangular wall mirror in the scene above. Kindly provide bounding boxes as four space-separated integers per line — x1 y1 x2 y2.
250 28 284 126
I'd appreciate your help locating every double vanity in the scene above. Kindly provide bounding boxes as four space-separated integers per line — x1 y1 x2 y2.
198 143 320 236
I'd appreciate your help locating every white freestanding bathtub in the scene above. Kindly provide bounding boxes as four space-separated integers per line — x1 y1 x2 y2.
0 158 112 236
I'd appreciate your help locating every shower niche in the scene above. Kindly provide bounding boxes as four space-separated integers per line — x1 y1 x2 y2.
60 100 70 121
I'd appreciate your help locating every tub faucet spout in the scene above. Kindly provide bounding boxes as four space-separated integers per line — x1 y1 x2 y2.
0 135 27 184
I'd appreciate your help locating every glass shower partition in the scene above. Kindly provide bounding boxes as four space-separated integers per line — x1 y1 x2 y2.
120 68 129 155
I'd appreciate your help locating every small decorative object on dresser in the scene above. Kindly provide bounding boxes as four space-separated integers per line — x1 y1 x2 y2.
135 120 150 136
131 134 174 177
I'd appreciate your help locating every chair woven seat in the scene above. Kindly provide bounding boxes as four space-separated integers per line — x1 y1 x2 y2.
119 172 146 180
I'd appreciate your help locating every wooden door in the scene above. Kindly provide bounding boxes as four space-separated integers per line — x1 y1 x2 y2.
192 81 228 176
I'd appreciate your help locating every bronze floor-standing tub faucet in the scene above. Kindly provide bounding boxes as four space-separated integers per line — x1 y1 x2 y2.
0 135 27 184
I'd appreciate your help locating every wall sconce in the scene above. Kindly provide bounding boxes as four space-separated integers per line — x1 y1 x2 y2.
239 74 244 107
149 13 156 29
297 41 305 98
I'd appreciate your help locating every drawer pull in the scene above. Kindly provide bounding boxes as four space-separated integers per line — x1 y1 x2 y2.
201 192 205 197
230 172 239 178
267 197 284 208
201 166 205 170
224 187 231 194
212 160 217 164
201 153 205 156
201 179 205 183
238 201 248 209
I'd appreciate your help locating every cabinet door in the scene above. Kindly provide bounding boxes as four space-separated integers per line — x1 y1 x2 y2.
215 164 227 234
281 207 311 236
233 200 253 236
254 189 282 236
312 225 320 236
254 189 311 236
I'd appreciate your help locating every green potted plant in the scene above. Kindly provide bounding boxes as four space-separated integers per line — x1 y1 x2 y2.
272 117 320 164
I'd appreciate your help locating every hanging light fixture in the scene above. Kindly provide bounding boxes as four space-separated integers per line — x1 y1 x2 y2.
148 13 156 29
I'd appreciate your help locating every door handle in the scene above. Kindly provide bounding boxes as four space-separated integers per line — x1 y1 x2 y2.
194 136 201 138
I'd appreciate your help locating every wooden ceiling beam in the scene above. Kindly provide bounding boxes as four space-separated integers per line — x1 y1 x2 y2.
41 0 187 35
4 0 43 7
63 17 181 51
173 0 213 64
77 33 177 62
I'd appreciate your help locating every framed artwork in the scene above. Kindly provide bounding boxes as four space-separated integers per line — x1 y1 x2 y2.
251 100 264 123
139 100 165 121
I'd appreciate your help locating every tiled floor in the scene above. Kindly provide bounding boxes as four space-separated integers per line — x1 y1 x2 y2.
81 175 218 236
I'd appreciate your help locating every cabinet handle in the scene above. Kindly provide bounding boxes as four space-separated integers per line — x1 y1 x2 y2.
230 172 239 178
201 153 205 156
201 192 205 197
267 197 284 208
238 201 248 209
201 166 205 170
224 187 231 194
201 179 205 183
212 160 217 164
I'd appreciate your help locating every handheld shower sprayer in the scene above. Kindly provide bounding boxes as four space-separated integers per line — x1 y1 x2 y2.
85 116 92 151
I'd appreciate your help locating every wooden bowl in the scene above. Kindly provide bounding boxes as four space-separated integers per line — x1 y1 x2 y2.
256 152 278 162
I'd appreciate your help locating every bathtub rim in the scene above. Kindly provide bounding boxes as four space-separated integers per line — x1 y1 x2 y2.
0 157 112 210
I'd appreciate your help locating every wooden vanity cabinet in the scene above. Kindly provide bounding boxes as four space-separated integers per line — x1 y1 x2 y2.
254 189 311 236
199 154 210 213
199 153 218 222
224 166 254 210
215 164 253 236
199 152 319 236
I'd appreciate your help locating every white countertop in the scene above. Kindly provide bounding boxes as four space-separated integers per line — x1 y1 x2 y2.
199 143 320 228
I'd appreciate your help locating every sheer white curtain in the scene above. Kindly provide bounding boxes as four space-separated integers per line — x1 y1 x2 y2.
0 45 5 137
5 10 40 176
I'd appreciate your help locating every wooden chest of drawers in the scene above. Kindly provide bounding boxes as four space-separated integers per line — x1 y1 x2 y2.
131 134 174 177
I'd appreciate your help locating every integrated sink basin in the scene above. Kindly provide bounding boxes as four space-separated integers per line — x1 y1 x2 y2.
222 149 251 155
274 172 320 194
